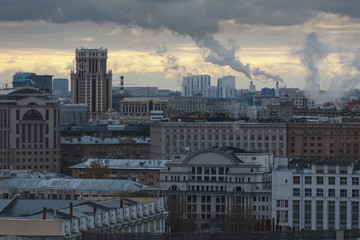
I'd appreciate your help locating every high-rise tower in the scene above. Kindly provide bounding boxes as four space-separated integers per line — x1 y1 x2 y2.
71 47 112 119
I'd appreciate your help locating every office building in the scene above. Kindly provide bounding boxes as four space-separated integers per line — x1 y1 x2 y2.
70 47 112 119
160 147 273 230
119 97 168 118
150 121 286 160
12 72 53 93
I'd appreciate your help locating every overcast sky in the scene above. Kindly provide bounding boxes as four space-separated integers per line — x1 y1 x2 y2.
1 0 360 91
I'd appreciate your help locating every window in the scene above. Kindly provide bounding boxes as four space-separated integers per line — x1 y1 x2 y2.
353 177 359 185
317 189 323 197
293 188 300 197
305 176 312 184
293 176 300 184
340 177 347 185
305 188 312 197
316 177 323 185
340 189 347 197
328 189 335 197
328 177 335 185
353 189 359 198
328 201 335 227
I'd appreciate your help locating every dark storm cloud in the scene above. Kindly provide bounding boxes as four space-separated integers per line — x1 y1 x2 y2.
1 0 359 79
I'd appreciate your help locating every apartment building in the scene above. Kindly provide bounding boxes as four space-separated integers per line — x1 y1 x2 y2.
287 123 360 161
272 158 360 230
150 121 286 160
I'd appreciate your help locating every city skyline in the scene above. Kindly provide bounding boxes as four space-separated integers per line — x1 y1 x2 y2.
0 1 360 92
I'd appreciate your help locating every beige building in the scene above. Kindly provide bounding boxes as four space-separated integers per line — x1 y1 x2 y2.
71 47 112 119
150 121 286 160
119 97 168 117
0 88 60 172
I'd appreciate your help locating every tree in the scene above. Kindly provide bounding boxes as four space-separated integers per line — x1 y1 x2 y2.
83 161 109 179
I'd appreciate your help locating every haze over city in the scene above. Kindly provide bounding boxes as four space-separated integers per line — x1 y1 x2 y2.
1 0 360 91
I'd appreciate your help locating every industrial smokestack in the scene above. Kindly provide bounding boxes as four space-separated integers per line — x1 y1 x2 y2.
120 76 124 93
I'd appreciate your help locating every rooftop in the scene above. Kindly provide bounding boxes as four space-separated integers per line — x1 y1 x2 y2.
70 159 170 170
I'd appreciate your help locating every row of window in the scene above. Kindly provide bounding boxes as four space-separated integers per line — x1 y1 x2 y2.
294 176 358 185
293 188 359 197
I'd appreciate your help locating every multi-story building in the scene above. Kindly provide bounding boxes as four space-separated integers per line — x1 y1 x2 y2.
168 94 207 113
13 72 53 93
61 136 150 175
160 147 273 230
0 88 60 172
70 47 112 119
266 104 295 121
272 158 360 230
280 91 315 108
119 97 168 118
182 75 211 97
53 78 69 97
60 103 88 125
287 123 360 162
217 76 236 98
150 121 286 160
70 158 170 187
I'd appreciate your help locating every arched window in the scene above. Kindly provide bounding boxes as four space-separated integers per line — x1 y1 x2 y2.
22 110 43 120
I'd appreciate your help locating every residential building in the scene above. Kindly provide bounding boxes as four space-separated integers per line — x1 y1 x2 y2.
287 123 360 162
182 75 211 97
119 97 168 118
71 158 170 187
160 147 273 230
217 76 236 98
150 121 286 160
70 47 112 119
0 88 60 172
61 136 150 175
168 94 207 113
272 158 360 230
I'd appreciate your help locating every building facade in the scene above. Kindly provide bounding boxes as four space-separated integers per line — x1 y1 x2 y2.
217 76 236 98
119 97 168 118
0 88 60 172
160 148 273 230
61 136 150 175
60 103 88 125
13 72 53 93
168 94 207 113
182 75 211 97
272 158 360 230
70 47 112 119
150 121 286 160
53 78 69 97
287 123 360 162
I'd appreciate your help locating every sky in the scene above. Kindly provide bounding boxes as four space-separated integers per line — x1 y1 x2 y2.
1 0 360 93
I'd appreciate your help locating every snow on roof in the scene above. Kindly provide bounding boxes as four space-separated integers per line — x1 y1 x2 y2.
61 135 150 144
0 178 146 192
70 159 170 170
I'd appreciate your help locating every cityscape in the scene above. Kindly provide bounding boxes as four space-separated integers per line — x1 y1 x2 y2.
1 1 360 240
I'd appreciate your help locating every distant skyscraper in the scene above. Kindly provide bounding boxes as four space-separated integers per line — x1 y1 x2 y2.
249 81 256 93
12 72 53 93
217 76 235 98
70 47 112 119
182 75 211 96
53 78 69 97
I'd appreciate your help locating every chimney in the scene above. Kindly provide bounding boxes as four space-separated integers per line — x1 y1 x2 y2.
120 76 124 93
70 202 73 219
93 204 97 213
43 206 47 220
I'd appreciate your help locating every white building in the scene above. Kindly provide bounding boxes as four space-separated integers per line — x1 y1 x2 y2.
160 147 273 230
182 75 211 97
272 158 360 231
217 76 236 98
